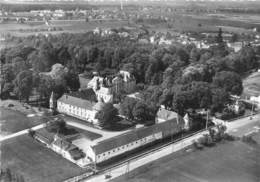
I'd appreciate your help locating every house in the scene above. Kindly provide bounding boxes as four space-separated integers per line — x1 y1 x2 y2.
227 42 243 52
56 89 105 125
156 106 191 131
156 106 181 123
33 131 88 167
250 95 260 107
86 118 184 164
83 70 136 102
51 134 86 162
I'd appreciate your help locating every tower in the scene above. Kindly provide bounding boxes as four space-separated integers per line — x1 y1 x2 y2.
49 91 57 111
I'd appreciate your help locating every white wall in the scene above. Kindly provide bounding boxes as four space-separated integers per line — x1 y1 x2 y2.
94 132 162 163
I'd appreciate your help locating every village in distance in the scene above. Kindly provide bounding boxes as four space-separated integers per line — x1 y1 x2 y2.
0 0 260 182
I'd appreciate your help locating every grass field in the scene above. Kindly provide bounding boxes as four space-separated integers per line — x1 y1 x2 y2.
0 20 130 37
113 133 260 182
1 134 86 182
243 71 260 97
0 108 44 134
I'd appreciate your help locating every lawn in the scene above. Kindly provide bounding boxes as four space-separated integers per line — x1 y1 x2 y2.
0 108 44 134
1 134 86 182
113 133 260 182
243 71 260 97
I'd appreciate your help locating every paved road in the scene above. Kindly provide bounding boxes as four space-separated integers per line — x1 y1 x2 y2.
226 113 260 137
0 123 45 142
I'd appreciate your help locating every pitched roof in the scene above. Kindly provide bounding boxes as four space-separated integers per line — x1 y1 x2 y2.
58 89 97 110
156 108 179 121
92 119 184 155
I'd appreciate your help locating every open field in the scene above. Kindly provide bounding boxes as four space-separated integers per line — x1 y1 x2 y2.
0 20 130 37
243 71 260 97
113 132 260 182
0 134 87 182
0 108 45 135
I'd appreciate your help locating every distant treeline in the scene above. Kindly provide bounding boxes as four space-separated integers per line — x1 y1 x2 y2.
0 3 95 12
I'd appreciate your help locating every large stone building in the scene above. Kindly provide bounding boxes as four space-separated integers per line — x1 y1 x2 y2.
56 89 105 125
78 70 136 103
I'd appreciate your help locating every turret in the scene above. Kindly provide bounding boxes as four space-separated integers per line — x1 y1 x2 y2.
49 91 57 112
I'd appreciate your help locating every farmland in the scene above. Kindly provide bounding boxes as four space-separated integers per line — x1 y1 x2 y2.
113 132 260 182
0 19 130 37
0 134 86 182
243 71 260 97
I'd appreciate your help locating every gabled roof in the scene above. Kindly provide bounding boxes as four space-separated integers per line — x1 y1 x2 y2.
156 108 179 121
58 89 97 110
92 119 183 155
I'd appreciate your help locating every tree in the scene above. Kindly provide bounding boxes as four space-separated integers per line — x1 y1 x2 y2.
190 48 200 62
112 48 121 68
132 101 148 122
120 97 137 120
230 33 238 43
65 70 80 91
38 76 55 100
13 70 33 102
212 71 243 95
211 88 230 112
96 103 118 128
215 28 223 44
46 118 66 133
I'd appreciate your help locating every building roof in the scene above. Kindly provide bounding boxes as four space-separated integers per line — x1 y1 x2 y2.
92 119 183 155
97 87 112 95
93 100 105 111
156 107 179 121
58 89 97 110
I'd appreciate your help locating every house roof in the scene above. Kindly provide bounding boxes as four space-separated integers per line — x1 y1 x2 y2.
58 89 97 110
92 119 183 155
34 132 53 145
156 108 179 121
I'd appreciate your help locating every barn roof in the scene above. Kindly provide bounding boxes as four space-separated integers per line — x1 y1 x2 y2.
92 119 184 155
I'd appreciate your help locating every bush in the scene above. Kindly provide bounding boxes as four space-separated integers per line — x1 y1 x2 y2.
223 133 236 141
197 134 215 147
193 141 204 150
241 135 257 145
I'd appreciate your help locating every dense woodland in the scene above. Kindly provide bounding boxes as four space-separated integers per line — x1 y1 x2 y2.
0 30 259 121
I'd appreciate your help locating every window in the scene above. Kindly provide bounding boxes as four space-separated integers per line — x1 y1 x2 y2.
108 152 110 154
126 144 129 147
103 154 105 156
113 150 115 152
